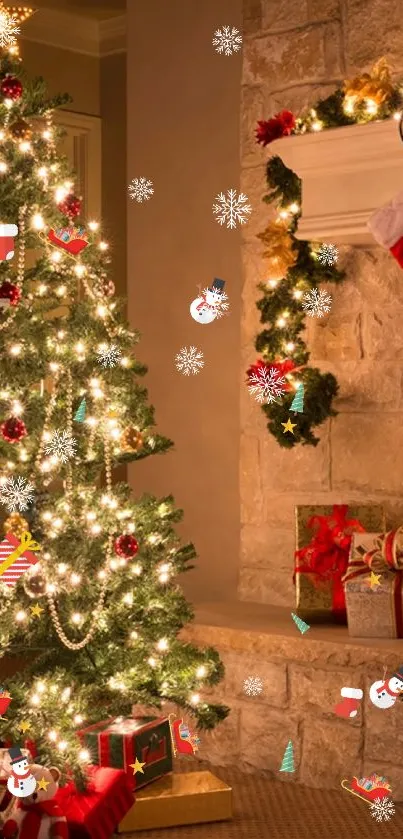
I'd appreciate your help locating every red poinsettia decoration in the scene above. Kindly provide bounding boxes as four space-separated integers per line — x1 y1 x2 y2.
246 358 296 393
256 110 296 146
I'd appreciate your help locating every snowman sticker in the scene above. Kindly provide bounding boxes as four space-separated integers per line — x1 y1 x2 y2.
190 278 229 324
369 666 403 710
7 746 37 798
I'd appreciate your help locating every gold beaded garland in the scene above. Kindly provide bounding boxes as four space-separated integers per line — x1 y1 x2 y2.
3 512 28 539
120 426 144 453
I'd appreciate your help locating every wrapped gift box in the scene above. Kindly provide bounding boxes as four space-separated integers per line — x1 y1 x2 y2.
118 770 232 832
55 766 134 839
77 716 172 790
294 504 385 621
344 528 403 637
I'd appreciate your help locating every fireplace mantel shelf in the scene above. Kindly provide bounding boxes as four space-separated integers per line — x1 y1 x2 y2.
270 118 403 246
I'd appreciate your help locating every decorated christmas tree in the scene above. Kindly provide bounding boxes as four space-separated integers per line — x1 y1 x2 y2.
0 15 228 788
279 740 295 773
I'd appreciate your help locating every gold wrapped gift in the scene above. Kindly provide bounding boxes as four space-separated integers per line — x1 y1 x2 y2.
118 770 232 832
294 505 385 622
344 529 403 638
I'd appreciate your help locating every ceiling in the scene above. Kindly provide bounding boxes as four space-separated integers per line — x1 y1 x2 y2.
6 0 126 20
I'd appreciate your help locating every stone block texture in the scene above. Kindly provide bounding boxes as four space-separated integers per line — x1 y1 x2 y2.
240 0 403 607
183 621 403 799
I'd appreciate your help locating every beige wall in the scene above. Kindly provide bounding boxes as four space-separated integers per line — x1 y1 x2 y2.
127 0 243 602
100 53 126 296
21 40 100 116
239 0 403 606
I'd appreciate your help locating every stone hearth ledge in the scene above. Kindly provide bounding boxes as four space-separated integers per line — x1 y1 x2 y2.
178 601 403 799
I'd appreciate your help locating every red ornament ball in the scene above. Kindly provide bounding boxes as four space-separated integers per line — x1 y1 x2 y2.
1 417 27 444
0 281 21 307
1 75 23 101
58 194 82 220
114 534 139 559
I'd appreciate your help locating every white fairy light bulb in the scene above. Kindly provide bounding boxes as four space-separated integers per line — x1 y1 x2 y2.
311 120 323 131
293 289 303 300
75 341 85 354
53 518 63 530
46 583 57 594
42 129 52 140
50 250 62 263
279 210 288 220
96 304 108 318
36 682 45 694
42 510 52 521
196 666 207 678
61 687 71 701
31 213 44 230
71 573 81 586
37 166 48 178
9 344 22 356
79 749 90 762
190 693 201 706
74 264 86 278
130 630 138 640
131 563 142 576
289 203 299 213
88 221 99 231
74 714 83 725
276 317 286 328
91 524 102 535
19 141 31 153
394 111 402 121
99 241 108 251
58 741 68 752
123 592 133 605
157 638 169 652
31 694 40 706
16 610 27 622
55 185 68 203
365 98 378 115
86 511 96 521
148 657 157 667
71 613 82 625
267 279 279 289
48 730 58 741
19 448 28 462
0 161 8 173
120 357 130 368
285 342 295 352
98 569 107 580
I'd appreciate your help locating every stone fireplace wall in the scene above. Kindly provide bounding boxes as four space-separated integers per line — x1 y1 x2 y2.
239 0 403 606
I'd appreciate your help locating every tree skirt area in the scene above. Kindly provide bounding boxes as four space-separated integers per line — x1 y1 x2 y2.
118 762 402 839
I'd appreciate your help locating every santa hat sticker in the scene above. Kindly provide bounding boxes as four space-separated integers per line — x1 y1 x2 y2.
0 224 18 262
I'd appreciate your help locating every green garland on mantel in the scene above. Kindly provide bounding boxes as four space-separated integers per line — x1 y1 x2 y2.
249 58 403 449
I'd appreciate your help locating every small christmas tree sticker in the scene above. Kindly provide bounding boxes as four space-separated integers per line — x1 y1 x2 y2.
290 383 304 414
291 612 310 635
74 397 86 422
280 740 295 773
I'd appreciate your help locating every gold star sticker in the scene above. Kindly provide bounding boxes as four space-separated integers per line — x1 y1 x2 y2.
37 776 50 791
18 719 31 734
281 418 297 434
129 758 145 775
30 603 44 618
368 571 382 589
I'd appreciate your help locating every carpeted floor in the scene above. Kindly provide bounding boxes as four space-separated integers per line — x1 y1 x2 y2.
121 765 402 839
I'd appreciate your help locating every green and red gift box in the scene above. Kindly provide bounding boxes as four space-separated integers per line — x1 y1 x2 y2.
77 716 173 790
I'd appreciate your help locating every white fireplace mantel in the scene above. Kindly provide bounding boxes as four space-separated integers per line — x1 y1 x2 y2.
270 118 403 245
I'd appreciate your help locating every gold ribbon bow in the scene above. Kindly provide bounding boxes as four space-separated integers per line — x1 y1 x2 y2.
0 531 41 578
344 58 394 105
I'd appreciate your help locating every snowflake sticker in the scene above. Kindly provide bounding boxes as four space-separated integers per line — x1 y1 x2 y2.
128 177 154 203
97 344 121 368
0 9 20 48
44 430 77 464
213 189 252 229
370 797 395 822
248 365 287 405
302 288 332 318
0 476 34 512
317 243 339 266
175 346 204 376
243 676 263 697
212 26 242 56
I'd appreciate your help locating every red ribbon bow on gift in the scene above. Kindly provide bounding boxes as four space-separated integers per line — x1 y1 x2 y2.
294 505 365 615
